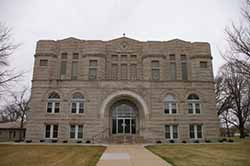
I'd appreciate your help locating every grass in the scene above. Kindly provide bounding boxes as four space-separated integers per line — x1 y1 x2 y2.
0 144 106 166
146 138 250 166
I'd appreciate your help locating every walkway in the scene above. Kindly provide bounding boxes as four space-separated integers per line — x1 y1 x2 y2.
97 144 171 166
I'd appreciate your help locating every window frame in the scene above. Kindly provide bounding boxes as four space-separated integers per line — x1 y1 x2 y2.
189 124 203 139
165 124 178 140
47 93 60 114
88 60 97 80
164 95 177 114
70 124 84 139
187 94 201 114
44 124 58 139
151 60 160 80
71 93 85 114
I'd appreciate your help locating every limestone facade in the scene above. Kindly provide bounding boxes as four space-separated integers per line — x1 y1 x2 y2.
26 36 219 143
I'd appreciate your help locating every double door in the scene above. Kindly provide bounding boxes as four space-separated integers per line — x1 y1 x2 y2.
113 118 136 134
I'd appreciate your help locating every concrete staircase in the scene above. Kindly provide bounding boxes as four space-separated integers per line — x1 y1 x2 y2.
109 135 144 144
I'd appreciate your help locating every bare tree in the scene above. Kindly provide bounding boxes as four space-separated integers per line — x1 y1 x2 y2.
0 22 22 96
0 88 30 128
217 63 250 138
225 0 250 79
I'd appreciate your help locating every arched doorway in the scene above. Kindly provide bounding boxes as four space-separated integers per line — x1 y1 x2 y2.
111 100 138 135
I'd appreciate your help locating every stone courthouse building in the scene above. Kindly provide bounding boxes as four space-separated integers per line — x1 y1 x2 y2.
26 36 219 143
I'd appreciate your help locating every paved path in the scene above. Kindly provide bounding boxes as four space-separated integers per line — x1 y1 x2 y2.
97 144 171 166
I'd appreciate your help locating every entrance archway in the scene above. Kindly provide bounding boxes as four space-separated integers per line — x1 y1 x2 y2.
111 100 138 135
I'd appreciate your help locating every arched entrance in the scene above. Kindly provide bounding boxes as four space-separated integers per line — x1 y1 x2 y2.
111 100 138 135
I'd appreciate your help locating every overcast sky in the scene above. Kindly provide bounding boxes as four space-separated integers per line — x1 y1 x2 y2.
0 0 243 89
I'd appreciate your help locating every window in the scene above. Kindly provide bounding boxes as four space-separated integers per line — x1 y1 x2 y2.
181 54 187 61
89 60 97 80
164 95 177 114
47 92 60 113
165 125 178 139
45 124 58 139
61 53 68 59
200 61 208 68
190 124 202 139
170 63 176 80
181 62 188 80
40 60 48 66
71 93 84 114
130 64 137 80
130 55 137 60
70 124 83 139
121 64 128 80
71 61 78 80
111 64 118 80
187 94 200 114
121 55 127 61
169 54 175 61
112 55 118 61
152 61 160 80
73 53 79 59
60 61 67 79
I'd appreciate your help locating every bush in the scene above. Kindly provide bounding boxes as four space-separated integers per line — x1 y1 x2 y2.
86 140 91 144
63 140 68 143
40 140 45 143
52 140 58 143
77 140 82 144
14 140 22 143
169 140 175 143
194 140 199 143
156 140 162 144
219 138 227 143
26 140 32 143
228 139 234 143
205 139 211 143
182 140 187 143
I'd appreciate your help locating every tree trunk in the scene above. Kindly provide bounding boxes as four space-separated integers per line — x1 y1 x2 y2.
239 126 245 138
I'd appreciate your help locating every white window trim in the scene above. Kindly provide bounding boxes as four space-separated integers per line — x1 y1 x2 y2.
165 125 178 140
45 124 57 139
188 100 201 114
164 102 177 114
70 125 84 140
190 124 203 139
47 99 60 114
71 99 85 114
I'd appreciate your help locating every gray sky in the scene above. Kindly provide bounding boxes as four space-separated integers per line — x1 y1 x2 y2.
0 0 242 89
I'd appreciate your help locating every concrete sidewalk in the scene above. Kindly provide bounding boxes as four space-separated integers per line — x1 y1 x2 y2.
97 144 171 166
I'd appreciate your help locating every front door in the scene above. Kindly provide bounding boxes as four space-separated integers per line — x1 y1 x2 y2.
117 118 132 134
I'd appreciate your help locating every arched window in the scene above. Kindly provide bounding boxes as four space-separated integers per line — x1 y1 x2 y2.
71 93 84 114
47 92 60 113
187 94 200 114
164 94 177 114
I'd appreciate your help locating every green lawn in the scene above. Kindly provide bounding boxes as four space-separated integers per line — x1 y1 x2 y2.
146 139 250 166
0 144 105 166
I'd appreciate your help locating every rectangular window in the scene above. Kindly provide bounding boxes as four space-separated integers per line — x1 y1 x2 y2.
130 55 137 60
121 64 128 80
61 53 68 59
45 124 58 139
190 124 202 139
54 102 60 113
169 54 175 61
200 61 208 68
181 62 188 80
79 102 84 113
47 102 60 113
165 102 177 114
130 64 137 80
181 54 187 61
188 103 193 114
70 125 76 139
40 60 48 66
89 60 97 80
71 102 84 114
152 61 160 80
121 55 127 61
73 53 79 59
70 125 83 139
165 125 178 139
71 102 77 113
170 63 176 80
60 61 67 79
71 61 78 80
112 55 118 61
111 64 118 80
